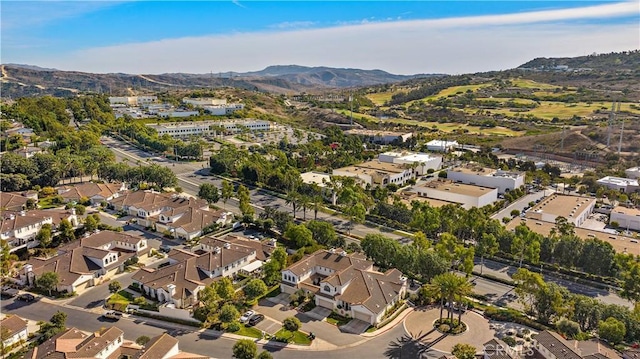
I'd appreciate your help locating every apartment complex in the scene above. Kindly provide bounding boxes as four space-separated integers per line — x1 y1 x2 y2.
448 164 524 194
413 180 498 208
146 119 272 138
333 160 416 188
280 248 407 325
525 194 596 227
610 206 640 231
378 151 443 175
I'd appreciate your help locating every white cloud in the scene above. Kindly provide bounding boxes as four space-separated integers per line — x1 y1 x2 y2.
1 1 123 30
268 21 316 30
37 1 640 74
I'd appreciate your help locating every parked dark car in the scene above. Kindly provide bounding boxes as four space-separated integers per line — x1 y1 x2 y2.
17 293 35 302
248 314 265 326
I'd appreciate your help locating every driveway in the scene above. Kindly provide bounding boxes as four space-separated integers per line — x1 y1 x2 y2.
305 306 331 321
256 298 362 347
68 271 136 310
340 319 370 334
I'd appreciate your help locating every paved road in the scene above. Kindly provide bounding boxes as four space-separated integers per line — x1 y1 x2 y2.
104 136 402 240
492 189 551 221
67 271 137 310
1 297 414 359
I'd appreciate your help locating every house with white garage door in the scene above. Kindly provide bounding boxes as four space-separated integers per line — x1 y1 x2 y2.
280 248 407 325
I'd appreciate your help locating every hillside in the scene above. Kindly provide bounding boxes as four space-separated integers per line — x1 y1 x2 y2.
0 64 429 98
519 50 640 72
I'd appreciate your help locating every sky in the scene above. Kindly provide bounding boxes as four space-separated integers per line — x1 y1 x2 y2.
1 1 639 75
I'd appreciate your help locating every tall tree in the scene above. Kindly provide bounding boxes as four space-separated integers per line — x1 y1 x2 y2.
37 272 60 296
198 183 220 204
232 339 257 359
237 185 254 220
220 180 234 209
476 233 498 275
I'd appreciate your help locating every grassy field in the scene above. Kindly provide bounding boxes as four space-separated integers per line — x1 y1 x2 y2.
437 83 492 97
510 78 562 90
274 328 312 345
472 101 640 120
366 91 399 106
235 325 263 339
475 97 538 105
382 118 523 136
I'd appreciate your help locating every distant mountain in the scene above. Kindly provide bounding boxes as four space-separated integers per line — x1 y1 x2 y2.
0 64 434 98
518 50 640 71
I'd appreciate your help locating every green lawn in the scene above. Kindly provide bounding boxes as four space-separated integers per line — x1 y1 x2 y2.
510 78 562 90
378 118 524 136
108 290 134 305
38 197 63 209
437 83 492 97
474 100 640 120
366 91 398 106
265 286 281 298
235 325 263 339
274 328 312 345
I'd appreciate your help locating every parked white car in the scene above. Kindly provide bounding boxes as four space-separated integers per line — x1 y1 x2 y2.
239 310 255 323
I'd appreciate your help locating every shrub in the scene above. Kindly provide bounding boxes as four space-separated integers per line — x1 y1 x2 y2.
557 318 581 339
225 321 241 332
283 317 301 332
502 336 517 347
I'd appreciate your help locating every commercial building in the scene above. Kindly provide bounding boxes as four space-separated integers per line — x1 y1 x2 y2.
146 119 272 138
333 160 416 188
426 139 458 152
506 217 640 255
525 194 596 227
610 206 640 231
182 98 228 106
447 164 525 194
625 167 640 179
344 129 413 144
109 96 157 106
378 151 443 175
300 171 337 204
280 248 407 326
412 180 498 208
596 176 639 193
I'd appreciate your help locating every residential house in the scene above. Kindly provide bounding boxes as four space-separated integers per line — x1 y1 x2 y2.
57 182 126 205
1 209 78 252
109 190 208 228
24 326 209 359
156 207 233 240
132 235 271 308
0 191 37 211
21 231 149 294
15 146 43 159
482 338 517 359
534 330 621 359
0 315 28 348
280 248 407 325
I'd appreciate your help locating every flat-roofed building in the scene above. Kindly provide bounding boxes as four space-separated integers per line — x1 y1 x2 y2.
147 119 272 138
448 164 524 194
506 217 640 255
412 179 498 208
426 139 458 152
625 167 640 179
610 206 640 231
525 194 595 227
109 96 157 106
182 98 227 106
344 129 413 144
597 176 639 193
333 160 415 188
378 151 443 175
300 171 337 204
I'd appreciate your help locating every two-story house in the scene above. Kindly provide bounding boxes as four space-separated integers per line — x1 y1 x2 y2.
280 248 407 325
132 236 272 308
534 330 621 359
25 327 209 359
1 209 78 252
21 231 149 294
0 315 28 348
156 207 233 240
0 191 38 211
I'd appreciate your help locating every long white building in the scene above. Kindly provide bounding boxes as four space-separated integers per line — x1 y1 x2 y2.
109 96 157 106
448 164 524 194
610 206 640 231
146 119 272 138
378 151 443 175
412 180 498 208
597 176 640 193
426 140 458 152
525 194 595 227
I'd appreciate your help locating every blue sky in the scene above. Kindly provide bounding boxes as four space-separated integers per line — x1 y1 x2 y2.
2 1 638 74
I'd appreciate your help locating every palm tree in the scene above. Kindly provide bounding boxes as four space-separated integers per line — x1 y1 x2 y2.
428 273 472 324
312 195 323 220
285 191 301 219
427 274 450 321
298 194 311 220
